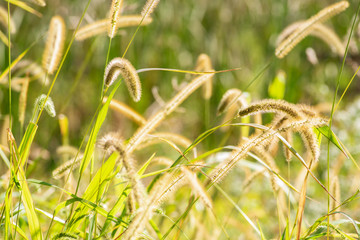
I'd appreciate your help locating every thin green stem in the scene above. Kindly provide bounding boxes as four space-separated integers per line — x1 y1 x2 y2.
7 1 12 130
326 3 360 239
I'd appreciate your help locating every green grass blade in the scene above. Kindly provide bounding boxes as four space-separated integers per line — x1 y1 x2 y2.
79 80 121 175
68 151 119 232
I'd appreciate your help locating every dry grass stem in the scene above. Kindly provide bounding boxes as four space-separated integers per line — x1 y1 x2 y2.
125 73 214 154
238 99 302 119
103 97 146 125
242 170 264 192
181 166 213 208
75 16 153 41
104 57 141 102
275 1 349 58
42 16 66 74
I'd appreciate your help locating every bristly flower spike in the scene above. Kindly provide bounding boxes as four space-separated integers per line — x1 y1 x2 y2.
42 16 66 74
31 94 56 122
141 0 160 17
104 57 142 102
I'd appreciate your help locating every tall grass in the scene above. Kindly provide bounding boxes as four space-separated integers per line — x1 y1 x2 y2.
1 0 360 239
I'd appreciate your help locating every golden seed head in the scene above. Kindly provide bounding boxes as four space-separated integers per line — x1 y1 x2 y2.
217 88 245 115
97 132 125 156
42 16 66 74
108 0 123 38
104 57 142 102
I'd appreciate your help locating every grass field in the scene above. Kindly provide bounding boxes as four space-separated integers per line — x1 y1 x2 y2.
1 0 360 239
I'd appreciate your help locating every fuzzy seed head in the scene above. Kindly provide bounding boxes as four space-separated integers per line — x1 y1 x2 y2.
97 132 125 156
217 88 245 115
238 99 302 119
195 54 213 100
31 0 46 6
76 16 153 41
104 57 142 102
0 6 16 34
275 1 349 58
108 0 123 38
35 94 56 117
42 16 66 74
141 0 160 17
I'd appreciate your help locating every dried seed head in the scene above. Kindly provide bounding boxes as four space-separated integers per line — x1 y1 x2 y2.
0 6 16 34
141 0 160 17
195 54 213 100
52 155 82 179
277 21 345 57
108 0 123 38
104 57 142 102
239 99 302 119
76 16 153 41
275 1 349 58
34 94 56 118
31 0 46 7
182 166 213 209
42 16 66 74
97 132 125 156
299 127 320 162
330 176 340 220
217 88 247 115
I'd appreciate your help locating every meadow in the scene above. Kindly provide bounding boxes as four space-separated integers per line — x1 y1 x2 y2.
0 0 360 239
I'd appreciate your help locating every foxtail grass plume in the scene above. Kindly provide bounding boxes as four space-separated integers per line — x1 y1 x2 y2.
217 88 247 115
19 77 30 127
182 166 213 208
275 1 349 58
42 16 66 74
125 73 214 154
32 94 56 122
209 118 327 184
76 15 153 41
98 132 145 206
277 22 345 57
104 57 142 102
30 0 46 6
108 0 123 38
52 155 82 179
195 54 213 100
330 176 341 220
141 0 160 17
0 6 16 34
239 99 302 119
